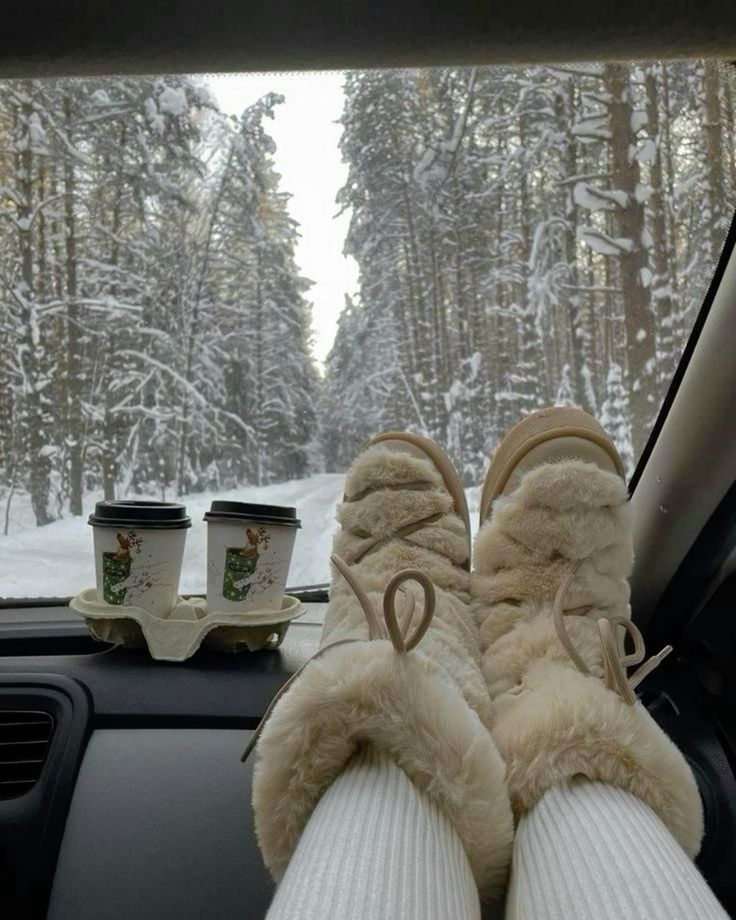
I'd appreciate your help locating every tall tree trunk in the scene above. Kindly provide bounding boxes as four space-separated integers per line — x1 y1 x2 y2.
518 116 546 412
176 145 234 495
63 93 83 515
560 81 600 414
36 165 48 300
724 74 736 191
100 123 127 501
399 176 430 433
644 66 676 392
658 65 683 341
488 138 507 438
605 64 656 455
15 86 54 525
428 227 450 400
254 249 265 487
702 62 725 252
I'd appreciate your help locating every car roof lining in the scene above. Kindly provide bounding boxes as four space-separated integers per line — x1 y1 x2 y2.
1 0 736 78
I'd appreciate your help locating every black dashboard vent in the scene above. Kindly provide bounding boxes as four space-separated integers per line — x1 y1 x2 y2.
0 710 54 800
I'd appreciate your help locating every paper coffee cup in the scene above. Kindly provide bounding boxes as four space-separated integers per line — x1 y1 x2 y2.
88 501 191 617
204 501 301 613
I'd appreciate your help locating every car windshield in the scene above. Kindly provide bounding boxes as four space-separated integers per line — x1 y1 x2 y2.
1 61 734 599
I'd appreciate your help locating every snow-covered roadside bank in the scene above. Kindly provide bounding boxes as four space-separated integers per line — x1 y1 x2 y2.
0 475 482 600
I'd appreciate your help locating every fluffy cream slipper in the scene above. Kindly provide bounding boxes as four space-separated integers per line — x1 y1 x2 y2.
251 432 514 899
472 408 704 858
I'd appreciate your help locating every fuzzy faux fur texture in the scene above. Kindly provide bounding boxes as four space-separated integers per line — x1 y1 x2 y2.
473 460 633 679
252 442 514 900
472 459 704 856
332 529 471 596
492 660 703 857
252 640 514 899
342 446 445 500
337 487 453 539
323 583 493 723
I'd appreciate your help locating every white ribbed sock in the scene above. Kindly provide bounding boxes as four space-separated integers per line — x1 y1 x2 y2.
507 779 728 920
266 745 480 920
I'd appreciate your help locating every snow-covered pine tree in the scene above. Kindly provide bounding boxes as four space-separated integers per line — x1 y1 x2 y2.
336 70 434 438
328 62 736 477
641 64 679 396
555 364 576 407
600 362 635 477
76 77 206 500
0 77 320 507
320 295 399 470
199 95 318 487
1 80 58 524
700 62 727 254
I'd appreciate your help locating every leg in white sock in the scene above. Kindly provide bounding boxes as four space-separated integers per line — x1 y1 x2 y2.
266 745 480 920
507 779 728 920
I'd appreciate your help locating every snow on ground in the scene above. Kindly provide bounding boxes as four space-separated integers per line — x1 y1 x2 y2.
0 475 482 600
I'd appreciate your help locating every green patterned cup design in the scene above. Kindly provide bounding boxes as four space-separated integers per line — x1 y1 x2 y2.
102 552 132 604
205 502 301 614
223 547 259 602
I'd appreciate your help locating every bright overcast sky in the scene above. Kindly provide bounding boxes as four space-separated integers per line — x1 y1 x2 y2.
209 72 358 369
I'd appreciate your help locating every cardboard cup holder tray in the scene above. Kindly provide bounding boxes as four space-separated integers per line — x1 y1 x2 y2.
69 589 306 661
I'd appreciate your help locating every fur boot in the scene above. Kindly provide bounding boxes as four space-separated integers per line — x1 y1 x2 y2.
473 414 704 859
252 434 514 899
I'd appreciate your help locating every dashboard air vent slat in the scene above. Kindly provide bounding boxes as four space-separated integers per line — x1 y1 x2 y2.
0 710 53 800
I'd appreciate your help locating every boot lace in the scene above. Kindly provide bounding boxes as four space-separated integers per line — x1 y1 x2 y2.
241 553 436 761
552 562 672 706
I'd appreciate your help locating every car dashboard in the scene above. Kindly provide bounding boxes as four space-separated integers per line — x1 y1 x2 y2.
0 602 325 920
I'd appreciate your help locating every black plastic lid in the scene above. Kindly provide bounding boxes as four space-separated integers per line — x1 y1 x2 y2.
88 500 191 529
204 500 301 528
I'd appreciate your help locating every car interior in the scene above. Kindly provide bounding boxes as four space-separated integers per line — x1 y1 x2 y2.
2 2 736 918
